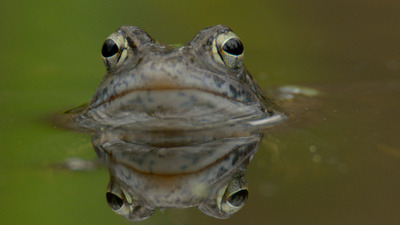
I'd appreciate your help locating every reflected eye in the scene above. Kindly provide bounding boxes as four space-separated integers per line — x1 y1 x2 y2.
101 31 128 70
226 189 248 207
220 176 248 214
213 31 245 69
106 192 124 210
106 181 154 221
198 175 248 219
102 39 119 58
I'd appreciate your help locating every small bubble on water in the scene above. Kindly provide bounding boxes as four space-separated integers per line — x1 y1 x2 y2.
312 154 322 163
309 145 317 153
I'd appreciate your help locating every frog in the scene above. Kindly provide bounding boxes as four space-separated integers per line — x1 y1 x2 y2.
72 24 285 131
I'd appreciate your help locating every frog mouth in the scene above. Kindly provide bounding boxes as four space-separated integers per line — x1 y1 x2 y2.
84 87 273 128
89 68 264 110
93 87 261 115
94 86 244 109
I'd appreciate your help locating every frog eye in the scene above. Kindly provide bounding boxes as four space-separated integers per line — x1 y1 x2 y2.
102 39 119 57
222 38 244 56
213 31 244 69
101 32 128 70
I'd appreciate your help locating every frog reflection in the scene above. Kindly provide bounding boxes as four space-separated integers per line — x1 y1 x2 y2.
92 127 262 220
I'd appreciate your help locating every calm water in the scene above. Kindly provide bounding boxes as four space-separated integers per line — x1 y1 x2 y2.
1 1 399 225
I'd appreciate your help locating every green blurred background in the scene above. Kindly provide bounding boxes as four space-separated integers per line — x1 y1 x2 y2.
1 0 399 224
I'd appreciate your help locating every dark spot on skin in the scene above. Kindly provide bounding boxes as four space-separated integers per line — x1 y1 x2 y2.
180 165 188 171
136 155 145 165
189 56 195 64
177 55 183 62
201 43 207 51
150 62 156 70
229 85 239 99
102 87 109 97
231 150 241 166
147 90 153 102
191 156 199 165
149 160 155 174
216 166 229 177
206 36 213 47
126 36 136 49
105 60 111 70
231 142 258 166
244 95 253 104
213 76 226 88
189 95 197 103
245 142 257 153
136 95 143 104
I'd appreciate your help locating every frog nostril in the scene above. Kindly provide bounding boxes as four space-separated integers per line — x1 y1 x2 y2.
102 39 119 57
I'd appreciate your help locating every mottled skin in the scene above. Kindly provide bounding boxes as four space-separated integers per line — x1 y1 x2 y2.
78 25 278 129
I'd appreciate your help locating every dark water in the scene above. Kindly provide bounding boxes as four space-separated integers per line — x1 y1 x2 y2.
1 1 399 225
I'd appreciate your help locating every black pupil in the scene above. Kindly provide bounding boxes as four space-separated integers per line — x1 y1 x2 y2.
106 192 124 210
102 39 119 57
227 190 248 207
222 38 244 55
